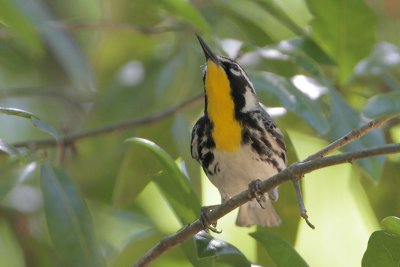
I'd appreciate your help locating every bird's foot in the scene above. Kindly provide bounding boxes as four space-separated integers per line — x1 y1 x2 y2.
200 205 222 233
248 179 266 209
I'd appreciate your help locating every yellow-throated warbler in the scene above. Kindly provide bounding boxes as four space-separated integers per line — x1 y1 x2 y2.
191 35 287 227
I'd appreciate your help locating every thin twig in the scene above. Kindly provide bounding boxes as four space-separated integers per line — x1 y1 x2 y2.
12 94 203 150
304 116 396 161
132 143 400 267
292 115 396 229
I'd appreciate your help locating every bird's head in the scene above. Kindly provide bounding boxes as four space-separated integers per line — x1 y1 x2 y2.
196 35 259 114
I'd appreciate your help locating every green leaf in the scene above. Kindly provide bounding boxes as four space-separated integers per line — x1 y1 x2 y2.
112 140 162 208
40 163 105 267
305 0 377 83
362 230 400 267
0 159 21 200
217 0 293 45
252 72 329 134
382 216 400 237
194 231 250 266
160 0 208 32
217 4 274 45
250 229 309 267
362 91 400 118
277 37 334 68
13 0 94 91
0 139 19 156
253 0 305 36
0 107 60 139
328 91 385 182
124 138 201 224
0 0 42 54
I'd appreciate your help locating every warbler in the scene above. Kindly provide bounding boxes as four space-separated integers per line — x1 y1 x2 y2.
191 35 287 227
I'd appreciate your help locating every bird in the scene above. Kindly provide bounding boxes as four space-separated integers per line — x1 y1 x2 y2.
191 35 287 228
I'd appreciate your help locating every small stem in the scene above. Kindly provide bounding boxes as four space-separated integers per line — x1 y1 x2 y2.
304 116 395 161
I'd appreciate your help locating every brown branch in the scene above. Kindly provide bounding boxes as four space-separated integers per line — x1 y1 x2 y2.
132 143 400 267
12 94 203 150
53 21 190 35
304 116 396 161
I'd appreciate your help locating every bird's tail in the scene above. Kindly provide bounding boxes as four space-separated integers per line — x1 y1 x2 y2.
236 199 281 227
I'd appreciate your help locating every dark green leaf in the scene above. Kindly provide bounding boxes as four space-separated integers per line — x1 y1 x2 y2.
13 0 94 91
306 0 377 82
0 160 21 200
171 114 202 197
40 163 105 267
250 230 309 267
328 91 385 182
363 91 400 118
382 216 400 237
124 138 201 224
0 0 42 54
277 37 334 68
194 231 250 266
252 72 329 134
362 230 400 267
0 107 60 139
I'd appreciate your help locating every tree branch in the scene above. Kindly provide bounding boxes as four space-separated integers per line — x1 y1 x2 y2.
304 116 396 161
132 143 400 267
12 94 203 150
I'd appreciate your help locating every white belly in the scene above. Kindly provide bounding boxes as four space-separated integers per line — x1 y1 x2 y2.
207 145 283 201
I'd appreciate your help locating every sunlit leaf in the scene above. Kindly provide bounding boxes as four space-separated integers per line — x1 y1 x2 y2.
252 72 329 134
253 0 304 36
250 229 309 267
0 139 19 156
382 216 400 237
194 231 250 266
218 1 290 45
40 163 105 267
112 141 162 208
328 91 385 182
124 138 201 224
160 0 208 32
0 107 59 139
306 0 376 82
362 230 400 267
362 91 400 118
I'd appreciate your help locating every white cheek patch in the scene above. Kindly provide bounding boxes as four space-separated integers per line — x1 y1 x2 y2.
230 67 241 76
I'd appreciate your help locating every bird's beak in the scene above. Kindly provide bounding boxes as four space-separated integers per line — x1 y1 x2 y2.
196 34 219 64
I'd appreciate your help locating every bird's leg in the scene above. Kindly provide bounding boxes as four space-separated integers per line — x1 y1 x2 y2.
292 176 315 229
248 179 266 209
200 205 222 233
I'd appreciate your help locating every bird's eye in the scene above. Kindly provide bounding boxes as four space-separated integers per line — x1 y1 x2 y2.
229 64 241 76
231 64 239 71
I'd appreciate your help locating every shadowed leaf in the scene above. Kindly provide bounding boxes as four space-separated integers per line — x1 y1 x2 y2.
40 163 105 267
124 138 201 224
251 229 308 267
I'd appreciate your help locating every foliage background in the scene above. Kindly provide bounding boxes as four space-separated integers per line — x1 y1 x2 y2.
0 0 400 266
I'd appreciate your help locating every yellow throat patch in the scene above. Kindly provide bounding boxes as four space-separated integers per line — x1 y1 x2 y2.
205 60 241 151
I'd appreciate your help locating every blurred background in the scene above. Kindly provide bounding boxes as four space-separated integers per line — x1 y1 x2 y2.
0 0 400 266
